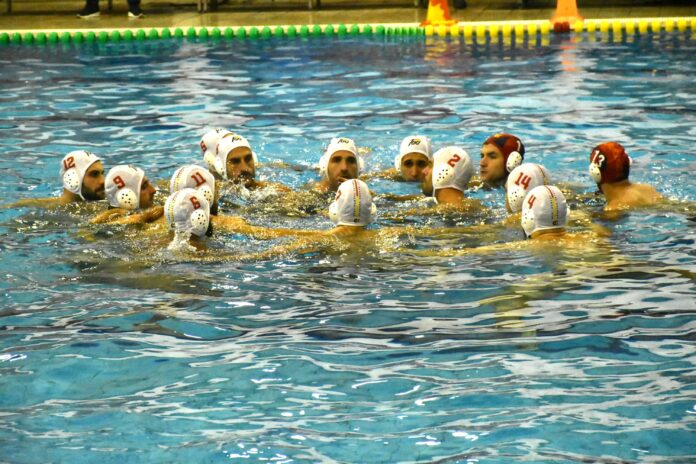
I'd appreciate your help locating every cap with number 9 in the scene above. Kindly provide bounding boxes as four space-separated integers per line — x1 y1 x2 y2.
105 165 145 210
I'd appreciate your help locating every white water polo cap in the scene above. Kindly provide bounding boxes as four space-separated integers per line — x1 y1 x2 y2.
164 188 211 238
214 133 254 179
319 137 365 178
59 150 101 199
431 147 474 198
170 164 215 205
105 165 145 210
505 163 552 213
200 128 232 172
521 185 569 238
394 135 432 171
329 179 376 227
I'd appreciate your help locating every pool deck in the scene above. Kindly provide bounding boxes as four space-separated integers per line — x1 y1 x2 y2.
0 0 694 32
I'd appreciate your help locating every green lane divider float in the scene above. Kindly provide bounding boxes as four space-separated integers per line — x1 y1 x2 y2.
1 17 694 45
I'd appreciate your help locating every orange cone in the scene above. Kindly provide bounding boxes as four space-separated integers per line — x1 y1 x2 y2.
421 0 456 27
551 0 583 25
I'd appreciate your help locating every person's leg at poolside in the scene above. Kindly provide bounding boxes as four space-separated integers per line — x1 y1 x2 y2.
77 0 100 18
128 0 144 18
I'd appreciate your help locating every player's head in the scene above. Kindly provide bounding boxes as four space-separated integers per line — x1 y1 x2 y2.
395 136 432 182
480 133 525 185
589 142 631 186
319 137 364 191
215 134 257 186
328 179 376 227
105 165 156 210
170 164 218 215
521 185 569 238
60 150 105 201
428 147 473 203
505 163 551 213
164 188 211 239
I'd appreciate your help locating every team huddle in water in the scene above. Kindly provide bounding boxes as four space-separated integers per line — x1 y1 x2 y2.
12 129 668 259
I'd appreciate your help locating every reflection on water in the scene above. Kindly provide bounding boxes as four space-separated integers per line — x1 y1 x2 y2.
1 33 695 463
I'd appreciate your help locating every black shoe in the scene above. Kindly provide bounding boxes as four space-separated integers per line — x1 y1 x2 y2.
77 4 100 18
128 5 144 18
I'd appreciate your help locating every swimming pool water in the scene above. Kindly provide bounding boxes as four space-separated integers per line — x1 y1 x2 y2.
1 32 695 463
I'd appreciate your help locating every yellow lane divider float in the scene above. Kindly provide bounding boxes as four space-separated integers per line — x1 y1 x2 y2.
0 0 695 47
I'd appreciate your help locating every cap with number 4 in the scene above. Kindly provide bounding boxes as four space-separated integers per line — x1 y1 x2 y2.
521 185 568 238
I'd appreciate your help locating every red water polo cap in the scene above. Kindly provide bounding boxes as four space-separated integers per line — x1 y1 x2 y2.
590 142 630 184
483 133 526 162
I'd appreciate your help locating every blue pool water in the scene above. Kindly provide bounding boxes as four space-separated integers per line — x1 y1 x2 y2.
1 31 695 463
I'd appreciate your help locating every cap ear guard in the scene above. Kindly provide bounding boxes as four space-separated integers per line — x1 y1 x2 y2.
433 164 453 185
521 208 536 238
394 153 403 172
63 169 81 193
506 151 523 173
507 185 526 213
116 189 139 210
214 156 227 180
589 163 602 183
190 209 209 237
203 151 217 172
328 200 339 224
589 149 605 183
198 185 214 204
252 151 259 165
369 202 377 223
319 152 330 179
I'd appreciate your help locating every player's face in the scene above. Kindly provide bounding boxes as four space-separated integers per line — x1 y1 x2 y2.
81 161 105 201
400 153 430 182
328 150 358 190
226 147 256 187
139 176 156 208
480 143 506 184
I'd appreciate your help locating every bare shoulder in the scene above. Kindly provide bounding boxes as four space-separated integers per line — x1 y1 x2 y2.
606 183 662 210
634 183 662 200
7 197 65 209
362 168 401 181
